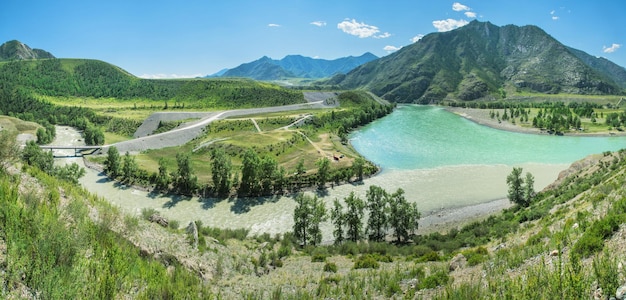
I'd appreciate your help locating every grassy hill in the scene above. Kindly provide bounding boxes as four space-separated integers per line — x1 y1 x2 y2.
0 58 305 109
3 126 626 298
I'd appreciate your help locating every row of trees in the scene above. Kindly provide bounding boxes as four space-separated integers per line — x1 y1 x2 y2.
293 185 421 246
102 144 373 197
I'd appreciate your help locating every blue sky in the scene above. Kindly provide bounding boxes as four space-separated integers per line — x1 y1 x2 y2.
1 0 624 78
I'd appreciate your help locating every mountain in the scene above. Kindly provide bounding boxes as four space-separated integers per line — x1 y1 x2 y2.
0 40 55 61
217 52 378 80
324 21 626 103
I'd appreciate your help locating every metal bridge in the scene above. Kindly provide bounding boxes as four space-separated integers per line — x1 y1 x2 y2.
39 145 103 157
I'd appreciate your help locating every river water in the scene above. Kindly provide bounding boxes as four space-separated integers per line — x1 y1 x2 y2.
53 105 626 240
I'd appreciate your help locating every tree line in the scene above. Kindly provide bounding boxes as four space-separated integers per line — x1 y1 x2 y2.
293 185 421 246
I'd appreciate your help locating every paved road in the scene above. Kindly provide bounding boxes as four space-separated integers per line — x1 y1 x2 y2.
104 95 335 154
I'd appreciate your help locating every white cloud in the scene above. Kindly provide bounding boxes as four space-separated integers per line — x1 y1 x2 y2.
432 19 469 32
552 16 559 20
452 2 471 11
383 45 401 53
410 34 425 43
375 32 391 39
550 10 556 15
465 11 477 18
139 73 203 79
337 19 389 38
268 23 281 27
310 21 327 27
603 43 622 53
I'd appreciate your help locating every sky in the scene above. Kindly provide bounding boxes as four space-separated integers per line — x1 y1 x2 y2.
1 0 624 78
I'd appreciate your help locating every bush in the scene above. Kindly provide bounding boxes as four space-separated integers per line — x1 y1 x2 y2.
141 208 159 220
418 269 451 289
323 262 338 273
417 250 441 262
353 254 380 269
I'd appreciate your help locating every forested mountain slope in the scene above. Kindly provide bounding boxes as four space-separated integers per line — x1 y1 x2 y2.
0 58 305 108
325 21 626 103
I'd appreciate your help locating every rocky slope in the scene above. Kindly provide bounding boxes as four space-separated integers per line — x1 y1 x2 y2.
325 20 626 103
0 40 54 61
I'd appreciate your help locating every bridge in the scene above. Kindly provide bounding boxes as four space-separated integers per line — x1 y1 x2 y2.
39 145 103 157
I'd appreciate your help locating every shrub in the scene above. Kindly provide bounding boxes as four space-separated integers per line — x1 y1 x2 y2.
353 254 380 269
418 269 451 289
141 208 158 220
168 219 180 230
323 262 338 273
417 250 441 262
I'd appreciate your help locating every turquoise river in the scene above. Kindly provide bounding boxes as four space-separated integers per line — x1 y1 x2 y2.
62 105 626 239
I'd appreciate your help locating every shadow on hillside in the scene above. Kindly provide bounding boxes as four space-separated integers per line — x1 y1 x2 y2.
162 194 193 208
230 196 279 214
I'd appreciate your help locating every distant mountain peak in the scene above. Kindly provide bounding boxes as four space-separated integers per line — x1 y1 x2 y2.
0 40 55 61
214 53 378 80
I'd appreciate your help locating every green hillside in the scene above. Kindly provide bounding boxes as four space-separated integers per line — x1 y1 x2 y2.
0 58 305 108
324 21 626 103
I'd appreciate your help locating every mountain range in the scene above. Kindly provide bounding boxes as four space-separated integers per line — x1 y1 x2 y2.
324 20 626 103
0 40 55 61
211 52 378 80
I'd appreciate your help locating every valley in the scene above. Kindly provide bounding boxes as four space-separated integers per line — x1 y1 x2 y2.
2 17 626 298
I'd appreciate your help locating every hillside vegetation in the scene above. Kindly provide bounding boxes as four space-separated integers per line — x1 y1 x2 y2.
3 124 626 298
324 20 626 103
0 58 304 109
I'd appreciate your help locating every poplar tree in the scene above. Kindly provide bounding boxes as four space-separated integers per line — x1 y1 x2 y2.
366 185 388 242
344 191 365 242
155 158 170 192
316 157 331 189
388 188 420 243
330 199 345 245
506 167 526 206
211 148 232 197
104 146 121 178
293 194 327 246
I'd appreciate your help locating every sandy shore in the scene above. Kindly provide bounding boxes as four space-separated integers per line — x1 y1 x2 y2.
444 106 626 137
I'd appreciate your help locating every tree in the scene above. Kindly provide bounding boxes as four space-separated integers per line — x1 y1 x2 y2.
0 130 20 171
54 162 86 184
352 156 365 182
388 188 420 243
506 167 526 206
240 149 260 196
104 146 121 178
524 172 535 205
121 151 138 184
154 158 170 192
211 148 232 197
172 152 197 195
294 158 306 190
330 199 345 245
366 185 388 242
316 157 331 189
259 156 278 194
293 193 327 246
344 191 365 242
22 141 54 173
